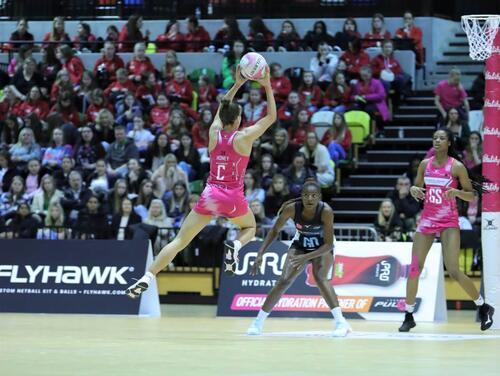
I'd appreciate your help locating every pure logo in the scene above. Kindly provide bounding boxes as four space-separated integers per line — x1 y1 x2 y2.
235 251 287 276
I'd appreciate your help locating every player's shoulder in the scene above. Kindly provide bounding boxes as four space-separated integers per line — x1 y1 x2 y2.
420 158 431 168
451 158 466 172
321 202 334 216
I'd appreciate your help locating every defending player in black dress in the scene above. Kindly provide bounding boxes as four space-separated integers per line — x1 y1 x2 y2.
247 180 351 337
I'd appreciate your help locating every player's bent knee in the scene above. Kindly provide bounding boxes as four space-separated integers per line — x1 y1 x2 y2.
409 255 423 279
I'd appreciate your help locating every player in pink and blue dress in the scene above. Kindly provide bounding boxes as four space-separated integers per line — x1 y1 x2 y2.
399 128 494 332
126 65 276 298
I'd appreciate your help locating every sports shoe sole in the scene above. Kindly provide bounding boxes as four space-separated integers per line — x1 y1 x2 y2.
125 282 148 299
398 321 416 332
481 306 495 331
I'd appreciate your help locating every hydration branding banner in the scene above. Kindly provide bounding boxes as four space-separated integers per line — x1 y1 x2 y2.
0 240 160 316
217 241 446 321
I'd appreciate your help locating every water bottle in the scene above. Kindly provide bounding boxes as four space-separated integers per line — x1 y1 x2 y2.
195 7 201 19
398 127 404 138
207 1 213 16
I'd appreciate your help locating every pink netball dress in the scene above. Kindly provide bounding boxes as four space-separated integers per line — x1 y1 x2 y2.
416 156 459 234
193 130 250 218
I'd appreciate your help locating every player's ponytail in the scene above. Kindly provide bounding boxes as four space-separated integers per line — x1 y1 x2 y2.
440 127 489 194
219 98 240 126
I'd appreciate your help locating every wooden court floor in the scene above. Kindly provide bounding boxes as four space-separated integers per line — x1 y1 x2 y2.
1 305 499 376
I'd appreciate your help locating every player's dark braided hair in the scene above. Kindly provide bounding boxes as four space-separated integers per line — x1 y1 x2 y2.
277 178 321 216
438 127 489 194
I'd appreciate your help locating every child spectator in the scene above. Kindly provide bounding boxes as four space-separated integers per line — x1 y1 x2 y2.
165 181 190 228
0 176 30 217
184 15 210 52
93 41 125 89
50 70 73 104
257 153 277 191
298 71 323 112
136 72 162 109
300 132 335 188
42 128 73 168
264 174 292 218
333 17 361 51
244 170 266 203
310 42 338 90
19 86 49 121
156 20 185 52
164 108 189 146
278 91 302 128
243 88 267 128
74 126 106 176
269 62 292 105
282 153 316 197
127 116 155 154
86 88 113 124
115 92 142 131
250 199 273 238
38 46 61 94
321 112 352 163
160 50 179 81
288 109 314 145
104 68 136 102
57 45 84 85
50 91 81 127
321 72 351 113
73 22 97 52
363 13 391 48
127 42 156 85
165 65 193 106
197 75 218 109
24 159 42 198
272 20 302 52
340 37 370 80
221 40 246 89
192 108 212 150
150 93 171 134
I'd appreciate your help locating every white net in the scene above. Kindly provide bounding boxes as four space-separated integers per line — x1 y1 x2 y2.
461 15 500 61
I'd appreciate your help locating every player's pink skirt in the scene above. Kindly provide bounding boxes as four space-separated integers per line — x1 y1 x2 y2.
416 216 459 235
193 184 249 218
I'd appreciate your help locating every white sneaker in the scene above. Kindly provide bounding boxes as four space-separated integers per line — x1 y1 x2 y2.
332 320 352 337
247 319 264 336
125 276 150 299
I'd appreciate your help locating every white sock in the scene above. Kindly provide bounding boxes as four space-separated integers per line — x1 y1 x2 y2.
144 271 155 282
474 295 485 306
331 307 345 322
256 309 269 322
233 240 242 251
405 303 416 313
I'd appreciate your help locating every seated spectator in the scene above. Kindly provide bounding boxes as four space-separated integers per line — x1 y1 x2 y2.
175 133 202 180
57 45 84 85
144 199 174 253
8 44 33 77
0 151 17 194
164 108 189 145
300 132 335 188
87 159 112 196
164 181 190 227
42 128 73 168
310 42 339 90
463 131 483 170
212 17 246 50
53 156 74 189
197 75 218 110
156 20 185 52
145 133 172 172
0 86 22 117
386 176 420 232
23 112 44 145
150 93 171 133
243 88 267 128
94 41 125 89
340 37 370 80
278 91 302 128
126 42 156 86
5 202 39 239
31 174 64 217
115 92 143 130
11 57 42 98
104 68 136 103
127 115 155 153
36 202 68 240
272 20 302 52
395 12 424 66
444 108 471 151
261 128 299 170
371 40 412 105
50 91 81 127
363 13 391 48
165 65 194 106
221 40 246 89
105 25 119 43
118 14 149 53
8 18 34 50
184 15 210 53
9 128 41 168
244 170 266 203
110 197 142 239
282 152 316 197
333 17 362 51
86 88 113 124
76 70 97 113
469 72 485 110
136 72 162 109
434 68 470 122
269 62 293 105
192 108 212 150
321 72 351 113
134 179 157 219
50 69 73 104
75 194 108 239
19 86 50 121
288 109 314 145
151 153 189 197
258 153 278 191
0 176 29 217
105 125 140 177
1 115 20 147
108 179 128 215
247 16 274 52
264 174 292 218
303 21 335 51
298 71 323 112
73 22 97 52
250 199 272 238
321 113 352 163
60 170 92 222
351 65 389 137
374 199 405 242
43 16 71 47
93 109 116 145
38 47 61 94
125 158 148 194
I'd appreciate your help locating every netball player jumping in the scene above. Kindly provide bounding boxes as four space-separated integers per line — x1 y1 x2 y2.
399 128 494 332
247 180 351 337
126 65 276 298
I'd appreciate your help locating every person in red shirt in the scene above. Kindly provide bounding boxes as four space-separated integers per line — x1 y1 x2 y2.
0 86 22 121
298 71 323 112
156 20 185 52
126 42 156 85
321 112 353 152
191 108 212 150
278 91 302 128
371 40 412 105
340 37 370 80
93 41 125 88
57 45 84 85
288 109 314 145
50 69 74 104
197 75 218 110
118 14 149 53
184 15 210 52
247 16 274 52
86 88 114 124
363 13 392 48
104 68 136 101
212 17 246 50
165 65 193 106
322 71 352 113
19 86 49 121
150 93 171 134
395 12 424 66
268 62 292 105
50 91 81 127
136 71 162 108
434 67 470 122
160 50 179 81
73 22 97 52
43 16 71 48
